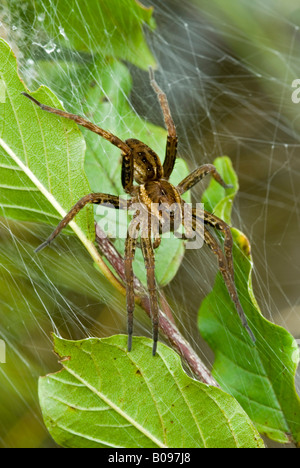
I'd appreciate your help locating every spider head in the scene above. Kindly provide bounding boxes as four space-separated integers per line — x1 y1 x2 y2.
125 138 163 183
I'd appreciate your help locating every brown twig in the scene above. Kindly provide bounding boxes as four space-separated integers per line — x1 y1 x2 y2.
95 223 219 387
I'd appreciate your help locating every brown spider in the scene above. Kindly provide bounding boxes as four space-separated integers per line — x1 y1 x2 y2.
22 68 255 355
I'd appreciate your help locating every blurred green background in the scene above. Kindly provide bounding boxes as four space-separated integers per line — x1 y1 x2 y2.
0 0 299 447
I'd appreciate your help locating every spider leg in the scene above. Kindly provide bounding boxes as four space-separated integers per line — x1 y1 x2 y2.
193 209 235 280
35 193 129 252
124 220 140 352
22 93 134 193
204 227 255 342
188 215 255 342
134 234 161 251
153 234 161 250
140 229 159 356
177 164 233 195
22 93 130 153
149 67 178 179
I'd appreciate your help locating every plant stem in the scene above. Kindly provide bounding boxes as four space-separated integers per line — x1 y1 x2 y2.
95 224 219 387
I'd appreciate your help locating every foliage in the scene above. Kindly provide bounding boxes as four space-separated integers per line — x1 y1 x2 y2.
199 157 300 444
39 334 263 448
0 0 299 449
33 0 156 70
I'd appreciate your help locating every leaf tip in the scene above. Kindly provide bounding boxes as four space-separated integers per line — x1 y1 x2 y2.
234 230 252 258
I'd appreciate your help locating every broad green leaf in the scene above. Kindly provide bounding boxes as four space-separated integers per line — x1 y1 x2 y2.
0 38 94 239
201 156 238 224
199 157 300 444
32 0 156 70
39 334 264 448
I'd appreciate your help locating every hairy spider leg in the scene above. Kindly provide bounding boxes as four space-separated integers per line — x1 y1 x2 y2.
177 164 234 278
22 92 134 193
177 164 233 194
199 209 235 281
125 211 160 355
149 67 178 179
203 227 255 342
141 234 159 356
35 193 129 252
124 220 140 352
176 164 234 277
184 214 255 342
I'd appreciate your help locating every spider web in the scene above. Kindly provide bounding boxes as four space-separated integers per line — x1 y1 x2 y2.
0 0 299 448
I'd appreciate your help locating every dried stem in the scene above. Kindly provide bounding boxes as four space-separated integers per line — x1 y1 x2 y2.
95 224 219 387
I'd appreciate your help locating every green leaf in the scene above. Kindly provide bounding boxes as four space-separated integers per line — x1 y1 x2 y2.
0 38 94 239
201 156 238 224
198 157 300 444
39 334 264 448
33 0 156 70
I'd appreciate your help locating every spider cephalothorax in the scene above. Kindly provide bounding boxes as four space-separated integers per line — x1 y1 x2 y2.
22 68 255 355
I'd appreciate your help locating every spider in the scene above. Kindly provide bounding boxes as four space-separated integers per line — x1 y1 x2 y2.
22 68 255 355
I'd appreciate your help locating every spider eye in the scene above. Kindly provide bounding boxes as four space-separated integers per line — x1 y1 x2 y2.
138 152 147 163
